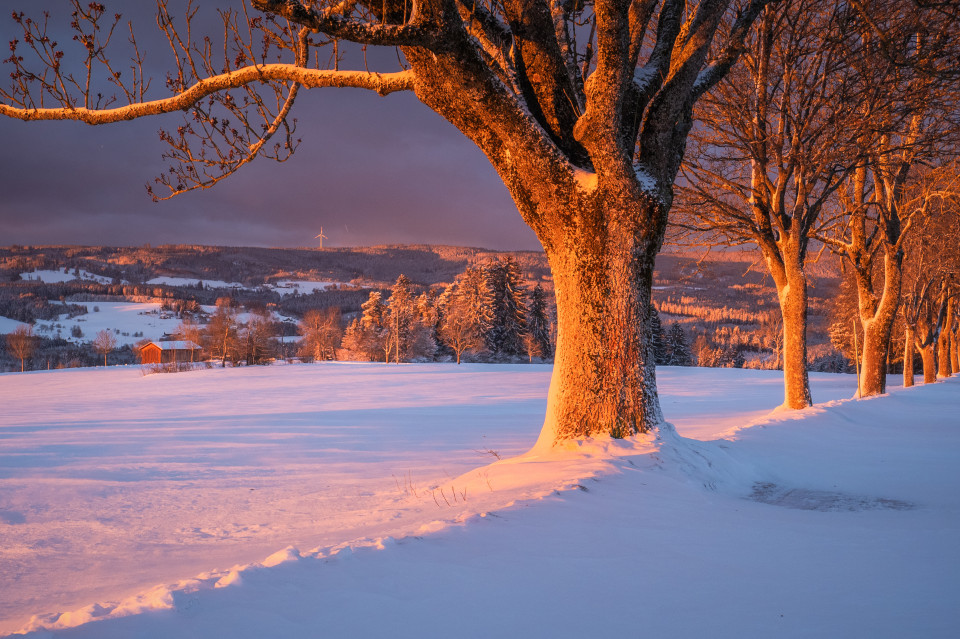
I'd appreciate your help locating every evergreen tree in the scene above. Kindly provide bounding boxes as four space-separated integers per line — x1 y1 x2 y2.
455 267 494 355
650 306 669 365
340 318 372 361
666 323 692 367
409 291 438 361
385 275 416 363
527 283 553 360
341 291 387 361
486 257 527 357
360 291 386 331
433 284 456 359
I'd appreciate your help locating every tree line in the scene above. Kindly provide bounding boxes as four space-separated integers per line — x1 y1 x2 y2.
303 257 555 365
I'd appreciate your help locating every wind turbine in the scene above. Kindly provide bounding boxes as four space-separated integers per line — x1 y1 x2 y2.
314 227 328 249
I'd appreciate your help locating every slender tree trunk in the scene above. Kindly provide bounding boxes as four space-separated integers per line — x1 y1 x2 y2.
759 234 812 408
903 326 915 388
920 344 937 384
937 301 954 378
952 328 960 375
773 257 812 409
857 252 902 396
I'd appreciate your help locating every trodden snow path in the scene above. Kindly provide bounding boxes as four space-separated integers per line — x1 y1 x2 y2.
1 363 958 637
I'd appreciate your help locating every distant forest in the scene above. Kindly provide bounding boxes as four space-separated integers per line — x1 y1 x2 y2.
0 243 856 373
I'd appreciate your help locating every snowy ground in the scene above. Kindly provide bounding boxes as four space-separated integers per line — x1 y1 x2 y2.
1 364 957 637
145 276 350 294
2 301 298 348
25 302 184 346
4 270 344 344
19 271 115 286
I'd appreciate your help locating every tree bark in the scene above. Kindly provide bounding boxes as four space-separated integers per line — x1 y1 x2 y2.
952 328 960 375
406 44 674 447
766 244 812 409
920 344 937 384
903 326 916 388
856 251 902 396
535 199 665 446
937 300 955 379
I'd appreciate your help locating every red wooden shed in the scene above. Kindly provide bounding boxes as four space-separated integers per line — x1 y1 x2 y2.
138 340 203 364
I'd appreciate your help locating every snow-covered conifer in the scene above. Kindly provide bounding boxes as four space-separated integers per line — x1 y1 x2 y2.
527 283 552 360
486 257 527 357
666 323 692 367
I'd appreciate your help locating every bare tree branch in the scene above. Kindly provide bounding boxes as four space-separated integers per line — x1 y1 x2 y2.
0 65 413 123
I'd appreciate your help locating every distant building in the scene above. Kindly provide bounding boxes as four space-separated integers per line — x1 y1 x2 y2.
138 340 202 364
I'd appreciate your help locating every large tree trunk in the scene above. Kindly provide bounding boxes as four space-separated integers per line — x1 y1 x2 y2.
534 195 665 447
903 326 916 388
937 300 955 378
856 251 902 396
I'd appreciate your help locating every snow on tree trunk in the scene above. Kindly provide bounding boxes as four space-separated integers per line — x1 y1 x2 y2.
903 326 916 388
533 199 665 448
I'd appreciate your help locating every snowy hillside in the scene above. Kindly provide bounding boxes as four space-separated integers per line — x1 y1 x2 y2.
1 364 957 637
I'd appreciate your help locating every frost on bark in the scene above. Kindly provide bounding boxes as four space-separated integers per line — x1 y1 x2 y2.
1 0 774 444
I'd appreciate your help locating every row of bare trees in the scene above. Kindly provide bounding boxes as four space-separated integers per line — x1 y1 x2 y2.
6 323 121 371
173 298 279 366
673 0 960 407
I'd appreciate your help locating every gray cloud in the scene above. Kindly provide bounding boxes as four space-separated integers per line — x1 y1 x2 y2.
0 3 541 251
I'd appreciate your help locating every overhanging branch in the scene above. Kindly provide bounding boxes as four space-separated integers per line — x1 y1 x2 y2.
0 66 415 124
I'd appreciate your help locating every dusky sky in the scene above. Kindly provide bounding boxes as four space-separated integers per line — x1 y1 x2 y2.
0 2 542 251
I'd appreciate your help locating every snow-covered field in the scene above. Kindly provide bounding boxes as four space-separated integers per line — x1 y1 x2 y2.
4 270 349 344
21 271 350 295
26 302 183 346
19 270 115 286
2 301 298 347
145 276 349 294
1 364 957 637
